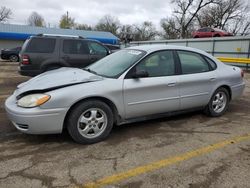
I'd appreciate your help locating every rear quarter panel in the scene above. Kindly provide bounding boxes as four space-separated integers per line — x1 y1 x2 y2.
212 63 244 100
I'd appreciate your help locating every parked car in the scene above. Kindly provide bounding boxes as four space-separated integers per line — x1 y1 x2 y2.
192 27 233 38
19 34 111 76
5 45 245 144
1 47 21 62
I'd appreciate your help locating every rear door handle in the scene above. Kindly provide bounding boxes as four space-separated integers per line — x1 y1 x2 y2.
167 82 176 87
210 78 216 82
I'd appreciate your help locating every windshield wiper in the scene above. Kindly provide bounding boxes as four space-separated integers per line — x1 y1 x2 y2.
83 68 98 75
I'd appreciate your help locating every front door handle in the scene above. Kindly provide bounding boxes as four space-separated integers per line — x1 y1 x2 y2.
210 78 216 82
62 55 69 60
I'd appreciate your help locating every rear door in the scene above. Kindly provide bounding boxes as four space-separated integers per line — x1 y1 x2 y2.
60 39 90 68
123 50 180 119
176 50 217 109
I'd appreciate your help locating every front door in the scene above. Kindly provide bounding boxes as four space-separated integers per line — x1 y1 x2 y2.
123 50 180 119
87 41 109 64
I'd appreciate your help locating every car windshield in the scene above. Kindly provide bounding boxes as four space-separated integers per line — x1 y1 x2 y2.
85 49 146 78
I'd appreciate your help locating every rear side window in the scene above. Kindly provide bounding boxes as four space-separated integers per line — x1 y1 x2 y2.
63 40 89 54
204 56 217 70
26 38 56 53
177 51 210 74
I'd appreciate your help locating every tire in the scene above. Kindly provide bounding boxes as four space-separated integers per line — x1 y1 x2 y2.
9 55 19 62
67 100 114 144
194 36 199 38
204 87 230 117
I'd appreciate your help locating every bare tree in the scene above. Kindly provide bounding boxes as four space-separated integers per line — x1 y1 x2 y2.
172 0 216 38
230 14 250 36
196 0 250 35
118 24 137 42
59 11 75 29
160 18 180 39
133 21 158 41
197 0 244 28
27 12 45 27
95 15 120 35
75 24 93 30
0 6 12 22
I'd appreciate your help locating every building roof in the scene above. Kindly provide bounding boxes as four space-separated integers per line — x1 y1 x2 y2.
0 23 119 44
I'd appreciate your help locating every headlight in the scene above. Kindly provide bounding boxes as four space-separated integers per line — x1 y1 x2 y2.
17 94 51 108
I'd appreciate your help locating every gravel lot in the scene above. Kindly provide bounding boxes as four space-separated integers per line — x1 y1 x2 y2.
0 61 250 188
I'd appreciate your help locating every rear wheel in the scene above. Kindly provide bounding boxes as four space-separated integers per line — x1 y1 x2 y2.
9 55 19 62
204 88 229 117
67 100 114 144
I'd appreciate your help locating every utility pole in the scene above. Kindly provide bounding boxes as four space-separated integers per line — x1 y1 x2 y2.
66 11 69 28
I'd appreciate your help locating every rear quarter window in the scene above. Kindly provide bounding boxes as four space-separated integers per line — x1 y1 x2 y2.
204 56 217 70
25 38 56 53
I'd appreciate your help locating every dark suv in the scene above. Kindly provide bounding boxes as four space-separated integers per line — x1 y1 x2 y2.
19 34 111 76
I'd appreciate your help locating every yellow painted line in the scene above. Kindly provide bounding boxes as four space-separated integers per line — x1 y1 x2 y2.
82 133 250 188
217 57 250 64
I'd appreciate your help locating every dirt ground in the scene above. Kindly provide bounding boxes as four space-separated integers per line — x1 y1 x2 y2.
0 61 250 188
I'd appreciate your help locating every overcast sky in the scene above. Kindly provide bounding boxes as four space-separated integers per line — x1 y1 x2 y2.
1 0 173 28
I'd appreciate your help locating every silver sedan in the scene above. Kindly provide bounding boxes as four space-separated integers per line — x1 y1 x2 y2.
5 45 245 144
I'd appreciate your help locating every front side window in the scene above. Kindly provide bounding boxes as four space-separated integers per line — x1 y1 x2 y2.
63 40 89 54
88 42 108 55
133 50 175 77
177 51 210 74
26 38 56 53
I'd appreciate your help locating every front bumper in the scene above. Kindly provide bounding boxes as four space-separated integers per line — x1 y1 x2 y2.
5 94 68 134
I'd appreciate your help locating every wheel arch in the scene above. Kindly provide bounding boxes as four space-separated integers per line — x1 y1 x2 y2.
63 96 120 129
216 85 232 101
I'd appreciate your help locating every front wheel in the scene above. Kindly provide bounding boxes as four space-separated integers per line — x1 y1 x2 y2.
204 88 230 117
67 100 114 144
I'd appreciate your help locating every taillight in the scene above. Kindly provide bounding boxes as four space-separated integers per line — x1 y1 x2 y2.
21 55 30 65
241 69 244 78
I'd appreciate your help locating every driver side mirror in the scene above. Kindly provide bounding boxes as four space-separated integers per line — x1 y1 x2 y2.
107 50 111 55
132 70 149 78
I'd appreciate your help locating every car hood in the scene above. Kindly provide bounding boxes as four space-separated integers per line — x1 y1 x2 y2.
15 67 103 97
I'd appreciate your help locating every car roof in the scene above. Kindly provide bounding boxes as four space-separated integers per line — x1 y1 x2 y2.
30 35 102 43
126 44 205 54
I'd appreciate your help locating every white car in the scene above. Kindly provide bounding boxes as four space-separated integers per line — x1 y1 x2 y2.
5 45 245 144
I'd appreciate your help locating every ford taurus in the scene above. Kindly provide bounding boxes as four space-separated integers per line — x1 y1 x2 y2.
5 45 245 144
